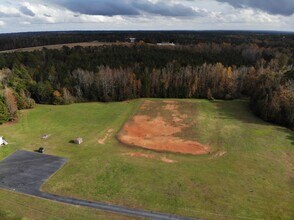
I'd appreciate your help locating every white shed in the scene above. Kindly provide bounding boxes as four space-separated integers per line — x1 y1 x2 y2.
157 42 175 46
129 38 136 43
74 137 83 145
0 137 8 146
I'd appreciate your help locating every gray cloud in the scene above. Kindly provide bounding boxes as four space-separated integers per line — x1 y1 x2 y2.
57 0 139 16
43 13 52 17
49 0 199 17
0 12 20 17
215 0 294 16
20 6 35 17
134 1 198 17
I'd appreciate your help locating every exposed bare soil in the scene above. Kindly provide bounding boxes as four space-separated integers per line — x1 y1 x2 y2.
122 152 177 163
210 151 227 159
160 156 177 163
118 100 210 155
122 152 155 159
98 129 114 144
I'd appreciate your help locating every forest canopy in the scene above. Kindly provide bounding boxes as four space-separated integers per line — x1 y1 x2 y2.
0 32 293 129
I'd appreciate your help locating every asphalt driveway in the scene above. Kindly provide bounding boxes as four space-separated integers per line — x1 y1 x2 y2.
0 150 67 194
0 150 195 220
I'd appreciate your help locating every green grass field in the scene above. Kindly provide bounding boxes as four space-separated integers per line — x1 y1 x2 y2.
0 189 131 220
0 99 293 220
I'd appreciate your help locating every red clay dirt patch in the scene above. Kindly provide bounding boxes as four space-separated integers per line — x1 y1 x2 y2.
117 100 210 155
139 100 153 110
122 152 155 159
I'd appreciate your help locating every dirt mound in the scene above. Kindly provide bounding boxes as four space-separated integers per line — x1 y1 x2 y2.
118 101 210 155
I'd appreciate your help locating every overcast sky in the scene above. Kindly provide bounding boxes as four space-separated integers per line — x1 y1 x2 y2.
0 0 293 33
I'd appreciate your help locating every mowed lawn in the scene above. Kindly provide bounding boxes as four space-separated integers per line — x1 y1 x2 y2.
0 99 293 220
0 190 130 220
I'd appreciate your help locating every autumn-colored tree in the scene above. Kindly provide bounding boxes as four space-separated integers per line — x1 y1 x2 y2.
62 88 75 104
207 88 214 101
52 90 64 105
3 88 18 119
0 96 9 124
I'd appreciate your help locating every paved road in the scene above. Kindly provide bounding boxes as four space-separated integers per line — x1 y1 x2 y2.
0 150 196 220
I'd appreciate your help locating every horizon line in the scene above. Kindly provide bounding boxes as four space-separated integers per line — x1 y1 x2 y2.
1 29 294 35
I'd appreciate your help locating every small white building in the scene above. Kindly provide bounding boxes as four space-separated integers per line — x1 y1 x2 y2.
74 137 83 145
129 38 136 43
157 42 175 46
0 137 8 146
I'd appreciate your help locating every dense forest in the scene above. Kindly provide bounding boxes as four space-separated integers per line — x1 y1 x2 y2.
0 32 293 129
1 31 293 51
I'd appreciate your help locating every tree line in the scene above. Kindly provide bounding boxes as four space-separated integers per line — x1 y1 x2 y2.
1 31 293 51
0 43 293 129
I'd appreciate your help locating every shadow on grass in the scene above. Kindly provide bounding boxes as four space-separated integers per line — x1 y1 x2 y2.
279 128 294 146
214 99 294 146
214 99 270 125
287 133 294 145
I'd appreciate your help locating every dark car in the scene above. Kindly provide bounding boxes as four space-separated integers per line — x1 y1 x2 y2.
37 147 45 153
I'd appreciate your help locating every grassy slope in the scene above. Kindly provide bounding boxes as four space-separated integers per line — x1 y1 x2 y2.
0 99 293 220
0 101 141 220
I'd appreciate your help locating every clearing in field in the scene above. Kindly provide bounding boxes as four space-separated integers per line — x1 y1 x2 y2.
117 100 210 155
0 100 293 219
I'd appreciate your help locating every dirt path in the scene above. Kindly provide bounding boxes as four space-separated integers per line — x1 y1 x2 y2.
122 152 177 163
98 129 114 144
118 100 210 155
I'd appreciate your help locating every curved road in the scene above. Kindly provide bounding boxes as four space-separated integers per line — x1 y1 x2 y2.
36 191 196 220
0 150 197 220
